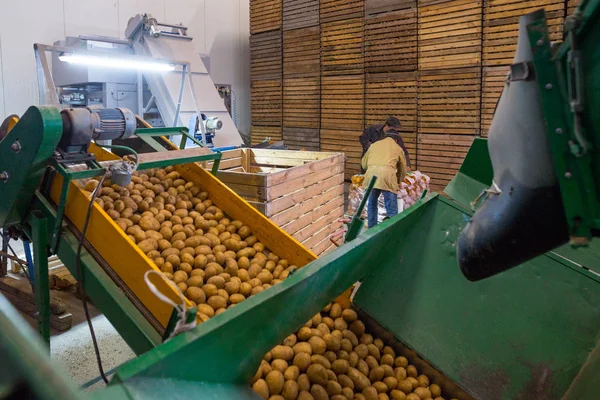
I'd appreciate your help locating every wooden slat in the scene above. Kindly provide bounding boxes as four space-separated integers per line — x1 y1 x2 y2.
365 8 417 73
365 0 416 17
483 0 565 66
271 183 344 225
418 0 483 70
283 27 320 77
283 77 320 129
417 134 475 191
481 65 508 137
251 79 282 126
283 128 320 150
281 195 345 237
418 67 481 135
300 208 344 249
251 126 283 145
250 30 282 80
283 0 319 30
321 18 364 76
320 128 363 178
320 0 364 23
251 0 283 34
567 0 581 14
321 75 364 129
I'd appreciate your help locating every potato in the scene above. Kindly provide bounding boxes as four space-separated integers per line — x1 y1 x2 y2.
413 387 431 399
139 216 160 231
293 352 312 372
330 303 342 319
406 365 417 378
179 263 192 275
306 364 328 386
173 270 188 284
350 320 366 338
310 384 328 400
363 387 379 400
187 275 204 287
265 370 284 396
252 379 269 400
348 368 370 391
197 303 214 317
308 336 327 355
397 380 412 394
185 287 206 304
390 391 407 400
367 344 380 361
207 295 227 309
137 239 158 254
207 275 225 289
271 359 288 373
342 329 359 347
282 380 299 400
158 239 172 251
177 282 187 293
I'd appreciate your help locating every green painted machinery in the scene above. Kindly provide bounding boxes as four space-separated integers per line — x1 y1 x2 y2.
1 2 600 399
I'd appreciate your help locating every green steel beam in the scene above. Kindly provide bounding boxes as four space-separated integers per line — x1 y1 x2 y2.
137 152 222 171
137 135 167 152
30 211 50 345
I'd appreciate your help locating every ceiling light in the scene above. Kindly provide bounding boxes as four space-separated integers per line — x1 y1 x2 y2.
58 54 175 72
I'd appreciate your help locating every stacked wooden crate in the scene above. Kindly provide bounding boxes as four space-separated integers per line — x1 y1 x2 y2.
567 0 581 14
417 0 481 191
364 1 418 170
283 6 320 150
319 0 365 178
251 0 283 144
205 149 345 256
481 0 566 137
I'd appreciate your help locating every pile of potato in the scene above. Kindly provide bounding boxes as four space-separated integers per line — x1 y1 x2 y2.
251 301 454 400
84 166 295 320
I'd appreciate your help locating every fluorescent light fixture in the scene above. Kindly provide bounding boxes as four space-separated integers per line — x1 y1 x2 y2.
58 53 176 72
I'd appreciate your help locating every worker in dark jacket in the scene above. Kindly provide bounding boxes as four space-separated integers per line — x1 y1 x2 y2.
359 116 411 173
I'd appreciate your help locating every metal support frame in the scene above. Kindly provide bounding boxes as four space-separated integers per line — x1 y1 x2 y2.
30 212 50 344
527 9 599 241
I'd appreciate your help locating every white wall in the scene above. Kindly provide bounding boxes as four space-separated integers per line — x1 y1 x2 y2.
0 0 250 135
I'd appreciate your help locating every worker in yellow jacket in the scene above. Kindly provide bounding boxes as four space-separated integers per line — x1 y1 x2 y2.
361 129 408 228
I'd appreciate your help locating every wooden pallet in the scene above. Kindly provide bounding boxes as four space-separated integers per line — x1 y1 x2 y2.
567 0 581 14
283 0 320 30
283 127 321 150
418 0 483 70
322 18 364 75
250 30 283 80
481 65 509 137
418 67 481 135
251 79 283 126
417 134 476 192
283 26 320 77
208 149 345 256
483 0 565 66
320 0 364 23
283 77 320 129
365 0 416 17
250 0 283 34
365 8 418 73
320 129 363 179
321 74 364 130
251 126 284 145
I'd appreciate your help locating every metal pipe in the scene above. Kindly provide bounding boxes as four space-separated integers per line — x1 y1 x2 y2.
173 64 188 127
78 35 131 46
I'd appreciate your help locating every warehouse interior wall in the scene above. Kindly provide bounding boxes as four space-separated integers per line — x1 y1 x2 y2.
0 0 251 135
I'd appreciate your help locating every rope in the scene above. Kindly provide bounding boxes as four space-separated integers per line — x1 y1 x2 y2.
144 270 196 340
470 181 502 209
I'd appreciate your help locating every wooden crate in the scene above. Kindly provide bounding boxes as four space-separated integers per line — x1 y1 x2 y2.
322 18 364 75
365 72 417 166
418 67 481 135
417 134 475 192
251 79 283 126
251 126 283 145
481 66 508 137
283 0 319 30
283 128 320 150
320 0 364 23
283 27 320 77
365 8 417 73
283 77 320 129
320 129 363 179
568 0 581 14
483 0 565 66
418 0 483 70
204 149 345 256
250 0 283 34
321 75 364 129
365 0 416 17
250 30 282 80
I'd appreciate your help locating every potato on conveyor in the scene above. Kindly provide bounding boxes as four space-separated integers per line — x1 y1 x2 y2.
91 167 294 326
252 300 451 400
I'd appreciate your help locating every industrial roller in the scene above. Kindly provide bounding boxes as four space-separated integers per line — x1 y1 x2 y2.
0 4 599 400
